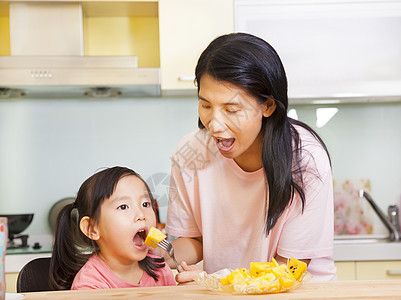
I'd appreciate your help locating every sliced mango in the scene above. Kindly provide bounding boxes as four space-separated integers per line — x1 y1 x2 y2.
249 262 275 277
288 257 307 280
225 268 251 284
144 226 167 248
279 276 296 289
271 264 295 280
256 273 276 283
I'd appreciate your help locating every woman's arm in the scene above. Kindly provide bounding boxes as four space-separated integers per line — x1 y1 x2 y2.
160 237 203 284
274 254 310 266
172 236 203 266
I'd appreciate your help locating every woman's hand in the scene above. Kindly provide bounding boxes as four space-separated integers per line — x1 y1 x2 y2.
175 261 203 284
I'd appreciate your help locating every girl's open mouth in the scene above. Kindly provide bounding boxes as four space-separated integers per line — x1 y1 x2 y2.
215 137 235 152
133 229 148 250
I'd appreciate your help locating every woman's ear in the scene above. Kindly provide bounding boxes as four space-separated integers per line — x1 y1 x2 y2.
263 97 277 118
80 216 100 240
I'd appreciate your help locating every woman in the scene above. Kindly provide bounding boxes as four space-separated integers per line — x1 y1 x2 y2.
165 33 336 283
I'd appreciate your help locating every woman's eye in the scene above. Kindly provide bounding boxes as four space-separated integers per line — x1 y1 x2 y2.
201 105 211 109
226 108 240 114
118 204 128 210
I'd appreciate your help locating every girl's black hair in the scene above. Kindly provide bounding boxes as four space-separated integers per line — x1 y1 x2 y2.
49 166 165 290
195 32 331 234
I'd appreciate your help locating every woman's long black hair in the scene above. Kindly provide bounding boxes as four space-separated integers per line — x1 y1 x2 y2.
195 33 331 235
49 166 165 290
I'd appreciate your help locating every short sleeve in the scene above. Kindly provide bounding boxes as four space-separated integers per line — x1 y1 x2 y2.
277 135 334 259
165 153 202 237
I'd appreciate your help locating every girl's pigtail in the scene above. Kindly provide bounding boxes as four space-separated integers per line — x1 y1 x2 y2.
49 203 90 290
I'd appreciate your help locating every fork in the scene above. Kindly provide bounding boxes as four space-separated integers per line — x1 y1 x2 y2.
153 239 184 273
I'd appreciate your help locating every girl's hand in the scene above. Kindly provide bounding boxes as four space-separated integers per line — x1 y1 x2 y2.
175 261 203 284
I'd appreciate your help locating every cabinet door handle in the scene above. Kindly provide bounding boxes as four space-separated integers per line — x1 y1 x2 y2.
178 76 195 82
386 270 401 276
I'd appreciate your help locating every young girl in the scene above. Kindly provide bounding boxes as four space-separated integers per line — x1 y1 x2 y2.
165 33 337 282
50 166 176 290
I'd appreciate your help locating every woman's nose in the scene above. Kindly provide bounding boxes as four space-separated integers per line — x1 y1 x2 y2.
209 112 227 133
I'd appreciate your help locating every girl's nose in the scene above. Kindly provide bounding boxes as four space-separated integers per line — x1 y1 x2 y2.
135 207 146 221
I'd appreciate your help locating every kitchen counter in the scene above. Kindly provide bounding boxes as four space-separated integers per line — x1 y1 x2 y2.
333 235 401 261
16 279 401 299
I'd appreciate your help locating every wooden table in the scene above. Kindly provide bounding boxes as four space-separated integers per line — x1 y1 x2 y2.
19 279 401 299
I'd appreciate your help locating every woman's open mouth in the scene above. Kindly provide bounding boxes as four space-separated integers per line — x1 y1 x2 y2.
215 137 235 152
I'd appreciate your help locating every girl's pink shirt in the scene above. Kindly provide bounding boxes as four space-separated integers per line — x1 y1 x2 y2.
166 128 337 281
71 254 176 289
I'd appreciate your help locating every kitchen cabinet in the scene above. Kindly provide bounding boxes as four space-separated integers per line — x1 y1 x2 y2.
235 0 401 104
335 261 401 280
334 262 356 280
5 273 18 293
158 0 234 94
0 2 10 55
1 0 234 95
356 261 401 280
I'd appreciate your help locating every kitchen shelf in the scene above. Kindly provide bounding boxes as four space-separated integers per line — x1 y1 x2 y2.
0 1 160 68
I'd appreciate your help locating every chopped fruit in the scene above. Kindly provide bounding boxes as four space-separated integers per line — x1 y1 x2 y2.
288 257 308 280
271 265 295 280
271 257 280 267
279 276 296 289
144 226 166 248
256 273 276 283
249 262 275 277
225 268 251 284
218 257 306 292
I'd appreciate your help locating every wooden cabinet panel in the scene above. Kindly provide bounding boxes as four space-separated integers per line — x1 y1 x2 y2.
159 0 234 93
5 272 18 293
356 261 401 280
335 262 356 280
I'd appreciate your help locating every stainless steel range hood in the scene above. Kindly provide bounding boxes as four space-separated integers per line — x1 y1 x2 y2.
0 3 161 98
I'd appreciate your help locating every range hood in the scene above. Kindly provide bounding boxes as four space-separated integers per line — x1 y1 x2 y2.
0 3 161 98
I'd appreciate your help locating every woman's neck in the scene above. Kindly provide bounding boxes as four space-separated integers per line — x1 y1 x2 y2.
234 133 264 172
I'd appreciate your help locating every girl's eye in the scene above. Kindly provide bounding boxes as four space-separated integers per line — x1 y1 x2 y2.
142 201 151 208
201 104 211 109
118 204 128 210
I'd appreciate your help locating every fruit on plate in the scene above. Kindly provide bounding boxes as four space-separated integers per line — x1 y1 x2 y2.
221 268 251 285
288 257 307 280
144 226 167 248
219 257 306 290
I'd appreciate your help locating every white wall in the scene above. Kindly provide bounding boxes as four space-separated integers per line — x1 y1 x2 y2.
0 96 198 234
0 97 400 236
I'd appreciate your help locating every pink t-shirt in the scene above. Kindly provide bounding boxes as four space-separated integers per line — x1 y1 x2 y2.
71 254 176 289
166 128 337 281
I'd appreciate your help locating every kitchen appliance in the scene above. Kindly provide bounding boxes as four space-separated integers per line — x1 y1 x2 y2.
48 197 75 233
0 2 160 98
0 214 34 249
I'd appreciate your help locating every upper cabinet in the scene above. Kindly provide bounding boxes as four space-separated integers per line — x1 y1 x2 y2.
159 0 234 94
235 0 401 103
0 0 234 97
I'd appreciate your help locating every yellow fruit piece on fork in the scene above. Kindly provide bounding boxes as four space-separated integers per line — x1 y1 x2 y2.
144 226 167 248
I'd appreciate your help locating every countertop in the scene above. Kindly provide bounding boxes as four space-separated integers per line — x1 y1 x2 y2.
333 235 401 261
15 279 401 299
6 234 401 273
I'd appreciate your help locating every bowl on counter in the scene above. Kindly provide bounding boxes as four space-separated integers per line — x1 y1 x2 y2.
0 214 34 237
